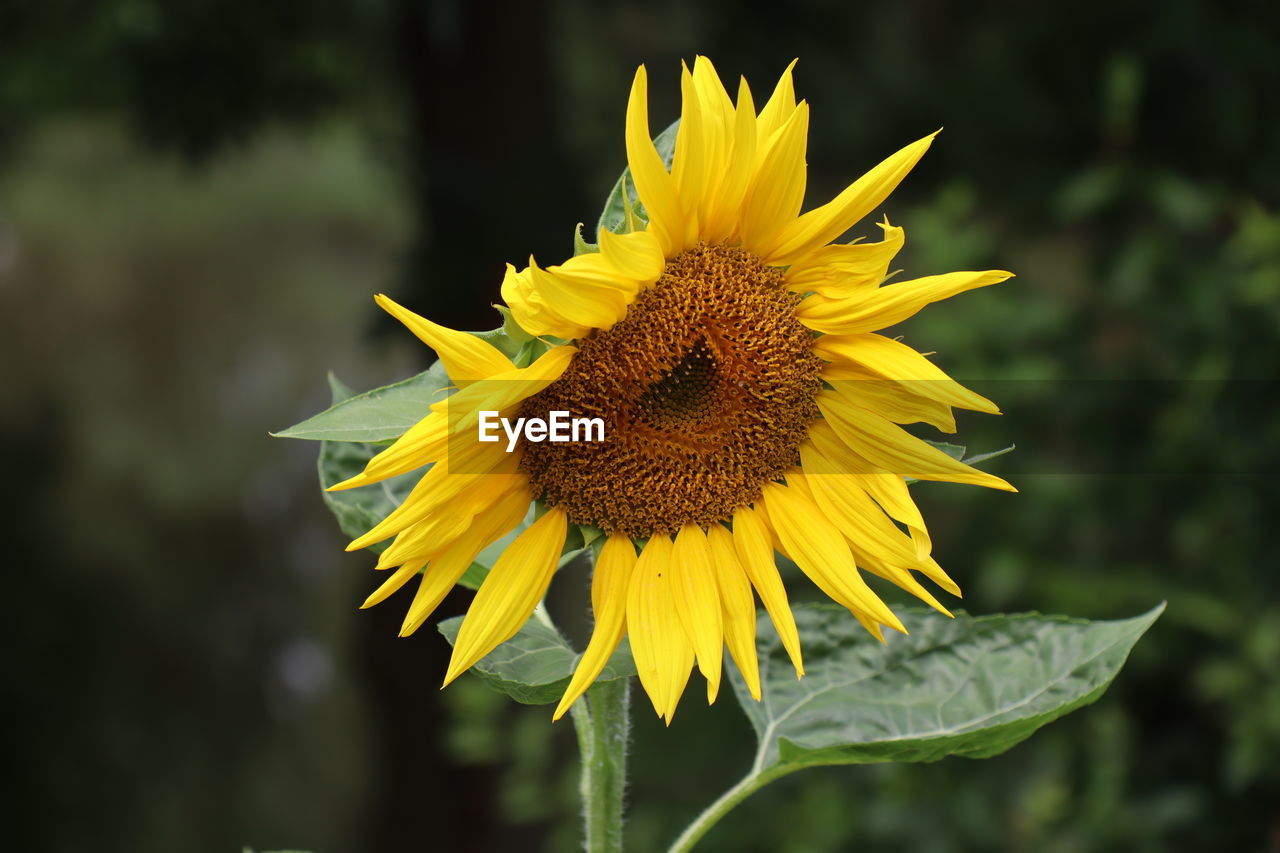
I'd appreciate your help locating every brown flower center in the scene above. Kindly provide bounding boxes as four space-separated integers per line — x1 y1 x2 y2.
517 242 823 537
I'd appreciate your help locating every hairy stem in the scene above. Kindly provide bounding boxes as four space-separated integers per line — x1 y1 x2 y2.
535 563 631 852
576 677 631 852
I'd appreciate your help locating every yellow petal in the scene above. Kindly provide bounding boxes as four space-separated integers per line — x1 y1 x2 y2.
797 450 926 570
396 486 534 636
526 258 631 330
807 421 936 565
755 59 799 146
375 473 525 568
731 505 803 676
814 333 999 414
446 344 578 434
797 270 1014 335
706 523 761 701
671 63 710 240
794 455 957 612
374 294 512 386
671 524 724 703
500 262 591 340
822 363 957 433
691 56 734 158
625 65 685 257
360 558 426 610
374 517 463 571
691 58 747 242
761 480 904 633
702 76 758 243
863 472 934 561
784 220 905 295
739 101 809 255
766 132 937 266
500 229 662 341
818 390 1016 492
541 256 642 300
552 535 638 721
689 56 735 233
596 227 665 283
344 446 517 551
627 534 695 722
847 543 953 617
442 507 569 685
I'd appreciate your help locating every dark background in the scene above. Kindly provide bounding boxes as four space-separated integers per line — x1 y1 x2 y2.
2 0 1278 850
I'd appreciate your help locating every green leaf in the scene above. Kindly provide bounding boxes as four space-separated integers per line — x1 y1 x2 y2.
325 371 356 403
437 614 637 705
596 119 679 238
736 603 1163 770
274 360 452 443
672 604 1162 850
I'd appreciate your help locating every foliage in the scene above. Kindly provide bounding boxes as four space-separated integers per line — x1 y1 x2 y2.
740 605 1161 769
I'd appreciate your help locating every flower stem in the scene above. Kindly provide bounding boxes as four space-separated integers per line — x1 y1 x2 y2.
573 677 631 852
667 765 795 853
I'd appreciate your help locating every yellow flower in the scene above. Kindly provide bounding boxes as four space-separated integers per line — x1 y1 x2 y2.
330 57 1014 723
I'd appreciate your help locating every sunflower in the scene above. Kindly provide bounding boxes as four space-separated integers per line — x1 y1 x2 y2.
329 57 1014 723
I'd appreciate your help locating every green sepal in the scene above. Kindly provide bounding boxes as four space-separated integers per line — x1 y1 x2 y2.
906 440 1016 484
512 337 550 369
493 304 534 348
574 222 600 256
925 439 967 460
959 442 1016 467
471 305 541 362
469 327 521 360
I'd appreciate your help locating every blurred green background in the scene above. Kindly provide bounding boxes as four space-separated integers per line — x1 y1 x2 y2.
2 0 1277 851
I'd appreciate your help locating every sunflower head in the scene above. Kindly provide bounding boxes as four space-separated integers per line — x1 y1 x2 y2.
329 57 1013 724
517 241 825 537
